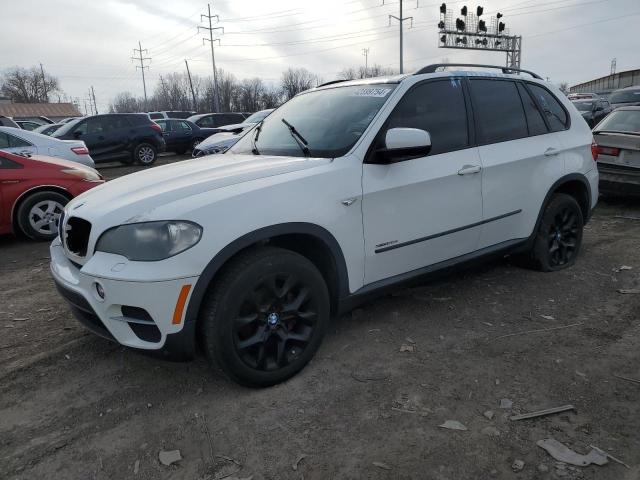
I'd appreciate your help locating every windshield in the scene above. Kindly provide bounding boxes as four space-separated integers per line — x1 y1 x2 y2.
610 90 640 104
52 117 83 137
243 110 272 124
230 84 397 158
573 101 594 111
595 110 640 134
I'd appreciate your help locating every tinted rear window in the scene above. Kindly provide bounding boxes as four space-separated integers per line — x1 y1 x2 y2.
470 79 528 144
528 84 569 132
610 90 640 104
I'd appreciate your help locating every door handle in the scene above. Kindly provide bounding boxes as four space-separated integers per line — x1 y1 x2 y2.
457 164 481 175
544 147 560 156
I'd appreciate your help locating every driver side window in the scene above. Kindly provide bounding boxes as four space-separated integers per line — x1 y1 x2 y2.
385 79 469 156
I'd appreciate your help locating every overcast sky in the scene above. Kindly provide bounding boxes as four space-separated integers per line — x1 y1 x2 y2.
3 0 639 112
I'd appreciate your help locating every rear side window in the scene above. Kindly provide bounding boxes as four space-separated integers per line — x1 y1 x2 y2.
198 116 214 128
156 120 169 132
386 79 468 155
516 83 548 136
470 79 528 144
149 112 164 119
527 84 568 132
0 155 22 168
176 121 192 131
0 132 31 148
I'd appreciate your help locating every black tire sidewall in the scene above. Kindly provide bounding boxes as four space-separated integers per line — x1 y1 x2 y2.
134 143 157 165
202 248 330 387
532 193 584 272
16 191 69 241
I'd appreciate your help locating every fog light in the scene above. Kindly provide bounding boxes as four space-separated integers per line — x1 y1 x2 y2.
95 282 105 299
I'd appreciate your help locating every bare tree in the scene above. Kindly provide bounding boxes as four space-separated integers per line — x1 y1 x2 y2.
558 82 569 95
1 66 60 103
216 69 238 112
109 92 143 113
338 64 396 80
260 86 282 109
280 68 316 101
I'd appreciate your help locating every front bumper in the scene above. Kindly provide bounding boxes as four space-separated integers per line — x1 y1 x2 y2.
50 239 198 358
597 162 640 196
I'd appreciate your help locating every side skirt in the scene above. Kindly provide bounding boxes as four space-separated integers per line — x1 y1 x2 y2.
337 238 527 315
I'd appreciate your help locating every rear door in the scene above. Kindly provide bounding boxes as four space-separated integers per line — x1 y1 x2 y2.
362 78 484 283
76 117 110 159
470 78 564 248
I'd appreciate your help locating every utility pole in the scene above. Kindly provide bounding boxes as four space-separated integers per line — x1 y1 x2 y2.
39 63 48 102
387 0 415 74
185 60 198 112
83 99 88 116
132 41 151 111
199 3 224 112
362 48 370 77
91 86 98 115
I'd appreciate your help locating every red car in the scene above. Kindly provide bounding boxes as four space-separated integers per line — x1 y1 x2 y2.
0 150 104 240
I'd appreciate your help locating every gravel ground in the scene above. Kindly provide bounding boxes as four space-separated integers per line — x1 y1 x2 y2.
1 158 639 479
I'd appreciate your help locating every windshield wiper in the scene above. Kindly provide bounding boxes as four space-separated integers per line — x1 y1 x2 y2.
281 118 310 157
251 121 263 155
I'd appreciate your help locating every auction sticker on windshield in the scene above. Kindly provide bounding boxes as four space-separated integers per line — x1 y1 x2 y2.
352 87 393 97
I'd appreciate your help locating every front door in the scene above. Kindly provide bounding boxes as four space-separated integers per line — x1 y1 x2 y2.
362 79 483 284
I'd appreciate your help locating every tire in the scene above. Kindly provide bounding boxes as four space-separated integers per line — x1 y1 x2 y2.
200 247 330 387
522 193 584 272
16 191 69 241
190 138 203 152
134 143 157 166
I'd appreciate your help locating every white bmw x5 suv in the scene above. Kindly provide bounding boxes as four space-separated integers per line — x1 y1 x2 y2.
51 64 598 387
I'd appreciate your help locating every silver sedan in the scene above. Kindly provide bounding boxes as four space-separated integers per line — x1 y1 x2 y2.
0 126 94 167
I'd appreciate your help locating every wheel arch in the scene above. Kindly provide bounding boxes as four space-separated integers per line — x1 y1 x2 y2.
528 173 592 247
185 223 350 326
11 185 72 234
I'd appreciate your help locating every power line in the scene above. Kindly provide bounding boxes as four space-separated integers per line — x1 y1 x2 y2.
198 3 224 112
132 41 151 111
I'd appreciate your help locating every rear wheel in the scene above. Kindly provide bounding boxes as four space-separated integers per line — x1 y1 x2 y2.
521 193 584 271
16 191 68 241
200 247 330 387
134 143 157 166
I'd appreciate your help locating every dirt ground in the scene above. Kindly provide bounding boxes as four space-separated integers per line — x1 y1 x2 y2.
1 157 639 479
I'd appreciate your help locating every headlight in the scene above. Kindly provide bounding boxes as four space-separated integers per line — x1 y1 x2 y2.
96 221 202 261
62 168 103 182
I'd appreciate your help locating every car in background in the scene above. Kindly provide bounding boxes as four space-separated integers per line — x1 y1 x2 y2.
568 93 598 100
572 98 612 127
192 130 248 157
14 116 54 125
0 126 94 167
148 111 196 120
53 113 165 166
59 117 82 124
155 119 220 154
0 115 20 128
16 120 44 131
191 110 275 157
187 112 246 129
609 86 640 109
0 150 104 240
593 106 640 196
33 123 64 136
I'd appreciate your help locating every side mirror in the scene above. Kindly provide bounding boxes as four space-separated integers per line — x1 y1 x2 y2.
371 128 432 164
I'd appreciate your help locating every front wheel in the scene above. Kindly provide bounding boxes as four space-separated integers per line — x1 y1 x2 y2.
190 138 203 152
525 193 584 271
134 143 157 166
200 247 330 387
16 191 68 241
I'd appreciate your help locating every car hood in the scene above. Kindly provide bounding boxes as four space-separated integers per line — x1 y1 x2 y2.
66 153 330 223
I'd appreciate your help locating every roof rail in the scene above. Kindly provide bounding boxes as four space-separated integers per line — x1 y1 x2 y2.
415 64 542 80
316 79 348 88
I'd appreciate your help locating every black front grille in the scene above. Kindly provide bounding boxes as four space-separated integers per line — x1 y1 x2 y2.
66 217 92 257
58 210 65 240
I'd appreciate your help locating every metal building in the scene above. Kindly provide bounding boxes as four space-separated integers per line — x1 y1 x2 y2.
570 68 640 96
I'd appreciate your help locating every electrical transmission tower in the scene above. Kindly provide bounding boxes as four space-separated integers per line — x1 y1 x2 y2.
199 3 224 112
132 41 151 111
387 0 416 74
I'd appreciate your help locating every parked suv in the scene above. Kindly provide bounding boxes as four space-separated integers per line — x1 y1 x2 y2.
609 86 640 109
50 64 598 387
53 114 165 165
